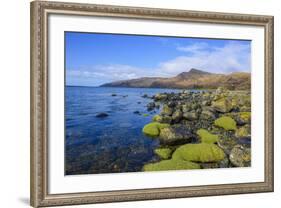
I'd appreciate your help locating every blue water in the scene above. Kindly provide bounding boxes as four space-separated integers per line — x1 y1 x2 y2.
65 86 180 175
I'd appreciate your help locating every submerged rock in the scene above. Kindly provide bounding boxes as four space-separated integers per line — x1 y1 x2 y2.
159 125 195 145
143 158 200 171
214 116 237 131
229 144 251 167
154 147 172 159
111 93 117 96
142 122 169 137
95 112 109 118
172 143 225 163
196 129 219 144
147 102 156 111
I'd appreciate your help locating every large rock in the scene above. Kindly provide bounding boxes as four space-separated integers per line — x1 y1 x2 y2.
235 125 251 138
172 110 183 122
183 111 198 121
154 147 172 159
146 102 156 111
214 116 237 131
217 136 238 155
152 114 172 124
143 158 200 171
212 98 232 113
196 129 219 144
159 125 195 145
142 122 169 137
153 93 168 101
229 144 251 167
200 110 216 120
172 143 225 163
161 104 173 116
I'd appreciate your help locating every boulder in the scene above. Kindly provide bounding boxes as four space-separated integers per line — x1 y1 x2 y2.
143 158 200 171
172 110 183 123
214 116 237 131
196 129 219 144
172 143 225 163
159 125 195 145
229 144 251 167
152 114 172 124
235 125 251 138
153 93 168 101
146 102 156 111
154 147 172 159
212 98 232 113
183 112 198 121
142 122 170 137
161 104 173 116
217 136 238 155
200 110 216 120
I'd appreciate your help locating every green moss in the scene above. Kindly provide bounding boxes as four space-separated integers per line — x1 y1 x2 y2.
142 113 149 117
142 122 170 137
152 115 162 122
239 112 251 123
196 129 219 144
172 143 225 162
214 116 237 130
143 158 200 171
154 148 172 159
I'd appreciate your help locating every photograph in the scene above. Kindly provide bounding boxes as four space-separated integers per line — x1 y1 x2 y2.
65 32 252 175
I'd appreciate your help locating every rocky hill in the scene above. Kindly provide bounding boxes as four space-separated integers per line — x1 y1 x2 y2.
100 68 251 90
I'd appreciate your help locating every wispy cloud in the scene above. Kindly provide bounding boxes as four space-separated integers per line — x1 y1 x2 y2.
67 41 251 86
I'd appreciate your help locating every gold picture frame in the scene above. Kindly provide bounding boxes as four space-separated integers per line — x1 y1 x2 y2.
30 1 274 207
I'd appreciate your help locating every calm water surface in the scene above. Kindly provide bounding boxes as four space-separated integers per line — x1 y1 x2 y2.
65 86 180 175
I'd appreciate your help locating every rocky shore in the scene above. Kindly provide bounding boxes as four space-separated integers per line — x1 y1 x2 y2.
141 87 251 171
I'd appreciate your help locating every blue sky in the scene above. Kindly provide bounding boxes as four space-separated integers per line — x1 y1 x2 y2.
66 32 251 86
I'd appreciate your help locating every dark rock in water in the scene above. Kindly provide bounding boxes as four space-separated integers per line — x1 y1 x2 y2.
142 94 149 98
137 101 141 104
229 144 251 167
96 112 109 118
133 111 140 115
111 93 117 96
147 102 156 111
159 125 195 145
153 93 168 101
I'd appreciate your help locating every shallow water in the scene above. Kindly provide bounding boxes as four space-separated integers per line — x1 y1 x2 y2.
65 86 181 175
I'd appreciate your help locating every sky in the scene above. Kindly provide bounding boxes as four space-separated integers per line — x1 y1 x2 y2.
65 32 251 86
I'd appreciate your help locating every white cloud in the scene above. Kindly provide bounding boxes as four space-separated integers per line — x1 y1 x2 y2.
159 41 251 74
67 41 251 86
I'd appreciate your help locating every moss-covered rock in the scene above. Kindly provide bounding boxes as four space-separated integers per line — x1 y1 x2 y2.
152 114 172 124
172 143 225 163
235 125 251 138
143 158 200 171
217 136 238 155
214 116 237 131
142 122 170 137
161 104 173 116
154 147 172 159
238 112 251 124
197 129 219 144
212 97 232 113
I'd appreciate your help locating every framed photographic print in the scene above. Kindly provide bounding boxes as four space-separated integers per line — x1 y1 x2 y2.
30 1 274 207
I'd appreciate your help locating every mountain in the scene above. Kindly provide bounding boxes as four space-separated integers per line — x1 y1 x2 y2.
100 68 251 90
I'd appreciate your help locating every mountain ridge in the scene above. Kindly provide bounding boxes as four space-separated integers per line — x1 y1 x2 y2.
100 68 251 90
